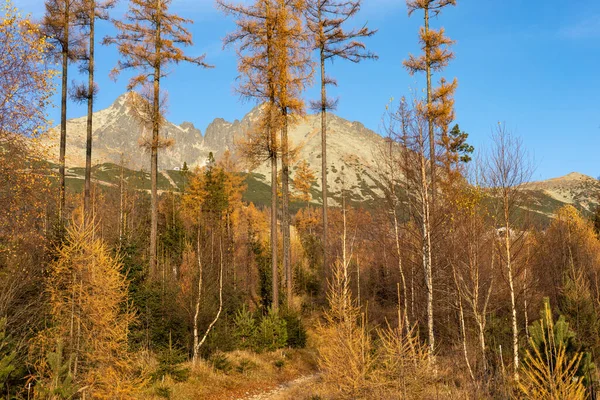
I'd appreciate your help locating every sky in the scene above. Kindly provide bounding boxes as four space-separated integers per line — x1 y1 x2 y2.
16 0 600 181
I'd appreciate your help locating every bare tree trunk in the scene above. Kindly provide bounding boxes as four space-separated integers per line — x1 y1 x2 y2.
192 225 204 363
504 211 519 380
195 235 224 352
150 15 162 275
393 207 411 334
83 0 95 222
271 129 279 312
58 1 69 223
281 109 291 306
419 127 435 363
320 44 328 280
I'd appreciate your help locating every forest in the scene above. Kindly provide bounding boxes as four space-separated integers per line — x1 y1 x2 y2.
1 0 600 398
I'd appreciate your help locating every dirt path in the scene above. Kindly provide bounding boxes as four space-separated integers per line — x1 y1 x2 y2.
236 374 319 400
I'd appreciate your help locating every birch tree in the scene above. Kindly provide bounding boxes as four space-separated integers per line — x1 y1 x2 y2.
105 0 210 273
485 124 532 381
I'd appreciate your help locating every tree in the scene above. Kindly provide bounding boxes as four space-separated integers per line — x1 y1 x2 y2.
273 0 313 306
403 0 456 198
41 0 82 223
70 0 116 221
219 0 282 310
105 0 211 274
182 155 245 362
293 159 317 206
306 0 376 275
484 124 532 381
33 222 139 398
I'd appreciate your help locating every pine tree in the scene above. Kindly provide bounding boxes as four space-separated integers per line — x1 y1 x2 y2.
105 0 211 274
306 0 376 276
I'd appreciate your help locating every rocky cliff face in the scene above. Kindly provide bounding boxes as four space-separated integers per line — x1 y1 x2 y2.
42 94 207 170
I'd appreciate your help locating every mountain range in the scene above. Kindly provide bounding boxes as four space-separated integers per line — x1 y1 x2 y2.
40 95 600 220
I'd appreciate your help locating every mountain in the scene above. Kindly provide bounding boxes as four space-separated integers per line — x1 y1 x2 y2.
41 95 390 205
41 94 206 170
41 95 600 220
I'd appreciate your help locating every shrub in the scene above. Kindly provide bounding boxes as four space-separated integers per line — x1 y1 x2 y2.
210 351 232 373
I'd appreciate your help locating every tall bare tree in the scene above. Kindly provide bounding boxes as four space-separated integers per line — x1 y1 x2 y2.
105 0 210 273
42 0 82 224
69 0 115 221
306 0 376 275
485 124 532 381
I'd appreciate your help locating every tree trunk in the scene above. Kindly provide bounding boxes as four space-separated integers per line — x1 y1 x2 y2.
320 44 328 281
195 234 224 354
83 0 95 222
419 126 435 363
192 225 203 363
58 0 69 223
505 210 519 380
150 15 162 275
281 109 291 306
271 129 278 312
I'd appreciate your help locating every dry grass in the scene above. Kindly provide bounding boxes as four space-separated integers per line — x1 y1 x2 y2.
139 348 318 400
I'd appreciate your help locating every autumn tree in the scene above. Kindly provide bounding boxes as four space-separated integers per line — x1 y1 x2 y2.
484 124 532 381
273 0 313 306
105 0 210 273
33 222 139 398
41 0 82 223
293 159 317 206
0 5 54 394
219 0 282 310
306 0 376 274
404 0 456 197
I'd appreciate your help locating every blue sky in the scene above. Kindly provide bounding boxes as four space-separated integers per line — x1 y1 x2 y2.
17 0 600 180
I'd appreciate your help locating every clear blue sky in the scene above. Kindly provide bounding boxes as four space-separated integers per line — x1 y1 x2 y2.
17 0 600 180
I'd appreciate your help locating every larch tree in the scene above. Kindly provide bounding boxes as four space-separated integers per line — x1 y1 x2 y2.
403 0 456 198
105 0 210 273
219 0 281 310
293 159 317 206
41 0 82 224
273 0 313 306
33 222 139 398
305 0 376 275
71 0 116 221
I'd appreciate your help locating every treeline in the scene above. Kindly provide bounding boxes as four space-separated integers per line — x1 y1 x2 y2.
2 0 600 399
